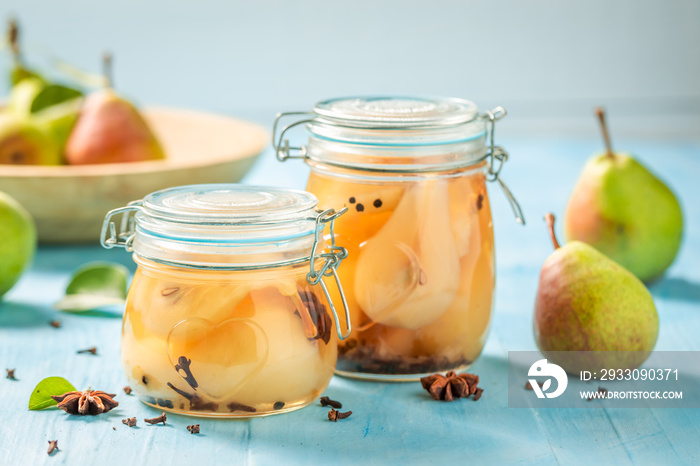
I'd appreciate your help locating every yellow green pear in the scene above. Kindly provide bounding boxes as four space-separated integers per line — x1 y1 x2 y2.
6 77 46 114
564 108 683 282
0 113 61 165
0 191 36 299
64 88 165 164
64 54 165 165
33 98 83 157
535 214 658 374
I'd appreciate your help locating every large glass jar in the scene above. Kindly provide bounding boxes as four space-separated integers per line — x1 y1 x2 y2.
101 185 351 417
273 97 523 380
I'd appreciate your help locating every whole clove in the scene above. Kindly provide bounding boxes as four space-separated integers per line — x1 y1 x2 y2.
77 347 97 355
47 440 58 455
174 356 198 389
320 396 342 409
122 417 137 427
525 381 545 390
6 369 16 380
227 401 256 413
187 424 200 434
144 412 167 425
328 409 352 422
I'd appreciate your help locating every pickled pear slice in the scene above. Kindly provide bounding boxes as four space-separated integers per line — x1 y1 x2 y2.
133 269 301 338
308 174 404 215
448 173 481 257
134 280 252 338
354 179 460 330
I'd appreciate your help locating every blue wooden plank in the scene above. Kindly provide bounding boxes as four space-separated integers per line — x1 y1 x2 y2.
1 138 699 465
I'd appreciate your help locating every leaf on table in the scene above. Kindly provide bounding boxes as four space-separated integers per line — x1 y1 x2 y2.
28 376 77 411
55 262 129 313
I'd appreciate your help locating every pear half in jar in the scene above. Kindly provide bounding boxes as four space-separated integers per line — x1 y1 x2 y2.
353 179 460 330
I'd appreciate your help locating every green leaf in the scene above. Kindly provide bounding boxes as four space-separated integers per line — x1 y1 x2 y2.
28 376 77 410
30 84 83 113
55 262 129 313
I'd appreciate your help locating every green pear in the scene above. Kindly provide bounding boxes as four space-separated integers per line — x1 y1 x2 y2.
0 113 61 165
535 213 658 374
64 88 165 165
0 191 36 299
564 108 683 283
6 77 46 115
33 98 83 157
10 65 43 87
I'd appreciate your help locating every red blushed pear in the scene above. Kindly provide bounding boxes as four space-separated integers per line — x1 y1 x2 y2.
65 53 165 165
534 213 658 374
564 107 683 283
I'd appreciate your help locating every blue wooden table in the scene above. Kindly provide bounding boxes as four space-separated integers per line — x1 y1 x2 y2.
1 137 699 465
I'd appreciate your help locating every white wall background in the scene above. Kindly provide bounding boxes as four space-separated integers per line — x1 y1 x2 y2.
2 0 699 137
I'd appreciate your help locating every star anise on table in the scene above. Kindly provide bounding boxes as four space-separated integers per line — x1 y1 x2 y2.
420 371 479 401
51 390 118 415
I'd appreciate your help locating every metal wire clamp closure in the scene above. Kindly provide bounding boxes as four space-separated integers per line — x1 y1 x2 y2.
272 112 315 161
307 207 352 340
100 200 143 252
482 107 526 225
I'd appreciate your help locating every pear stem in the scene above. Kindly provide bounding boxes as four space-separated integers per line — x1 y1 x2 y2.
102 51 113 88
8 18 20 63
595 106 614 159
544 213 560 250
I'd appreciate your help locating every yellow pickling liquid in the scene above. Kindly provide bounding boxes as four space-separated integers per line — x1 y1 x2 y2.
122 260 337 416
306 166 495 377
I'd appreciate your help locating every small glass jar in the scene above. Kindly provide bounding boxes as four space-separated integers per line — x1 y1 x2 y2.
273 96 523 380
101 185 351 417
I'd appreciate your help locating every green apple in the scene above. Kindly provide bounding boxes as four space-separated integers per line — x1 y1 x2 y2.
0 191 37 299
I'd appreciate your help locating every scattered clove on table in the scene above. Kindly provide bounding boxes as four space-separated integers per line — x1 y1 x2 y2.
328 409 352 422
187 424 200 434
144 412 167 425
320 396 342 409
47 440 58 455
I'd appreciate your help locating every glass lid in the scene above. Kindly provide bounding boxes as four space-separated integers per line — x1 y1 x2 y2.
101 184 350 269
124 184 325 268
141 184 318 225
312 96 479 129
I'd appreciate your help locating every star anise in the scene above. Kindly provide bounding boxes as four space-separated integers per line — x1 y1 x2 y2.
51 390 118 415
420 371 479 401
